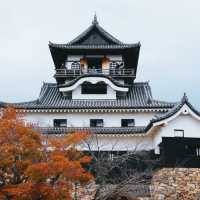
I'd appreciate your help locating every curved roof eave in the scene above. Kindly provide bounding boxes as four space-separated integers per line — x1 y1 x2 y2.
59 76 129 92
58 74 129 89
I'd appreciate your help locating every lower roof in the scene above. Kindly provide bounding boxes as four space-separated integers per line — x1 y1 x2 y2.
37 126 146 135
3 82 176 110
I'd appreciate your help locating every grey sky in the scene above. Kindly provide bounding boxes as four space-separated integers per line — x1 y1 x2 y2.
0 0 199 108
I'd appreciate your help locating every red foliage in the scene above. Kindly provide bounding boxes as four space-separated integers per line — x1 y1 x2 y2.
0 107 93 200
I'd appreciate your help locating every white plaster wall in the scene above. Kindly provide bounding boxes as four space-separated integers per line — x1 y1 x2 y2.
107 55 122 61
23 112 157 128
72 85 116 100
67 55 82 61
153 113 200 154
80 135 154 151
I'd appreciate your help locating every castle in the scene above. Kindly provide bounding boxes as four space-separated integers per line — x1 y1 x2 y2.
2 16 200 160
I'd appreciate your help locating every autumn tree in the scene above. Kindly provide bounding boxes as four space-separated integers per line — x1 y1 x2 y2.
0 107 93 200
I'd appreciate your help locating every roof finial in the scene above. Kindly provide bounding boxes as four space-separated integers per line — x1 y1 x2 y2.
181 92 188 103
92 12 98 25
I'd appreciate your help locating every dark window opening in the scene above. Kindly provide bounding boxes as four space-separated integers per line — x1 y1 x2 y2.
121 119 135 127
71 62 80 69
87 58 102 71
82 82 107 94
90 119 104 127
174 129 184 137
53 119 67 127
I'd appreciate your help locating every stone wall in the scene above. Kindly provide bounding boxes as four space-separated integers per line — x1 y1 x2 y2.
73 168 200 200
151 168 200 200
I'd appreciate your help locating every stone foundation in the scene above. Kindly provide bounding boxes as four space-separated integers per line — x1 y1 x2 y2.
73 168 200 200
151 168 200 200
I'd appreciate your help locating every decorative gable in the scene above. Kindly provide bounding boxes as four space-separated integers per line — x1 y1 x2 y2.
67 15 123 45
74 28 114 45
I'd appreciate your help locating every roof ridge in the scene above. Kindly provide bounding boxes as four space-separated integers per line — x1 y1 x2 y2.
67 24 94 45
41 82 57 87
180 93 200 114
95 23 124 45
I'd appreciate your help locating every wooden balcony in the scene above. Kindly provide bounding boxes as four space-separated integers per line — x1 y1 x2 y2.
54 68 135 78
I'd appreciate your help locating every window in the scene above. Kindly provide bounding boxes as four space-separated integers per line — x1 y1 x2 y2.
121 119 135 127
90 119 104 127
196 147 200 156
53 119 67 127
87 57 101 70
71 62 80 69
81 82 107 94
110 61 118 69
109 152 114 161
174 129 184 137
110 61 124 69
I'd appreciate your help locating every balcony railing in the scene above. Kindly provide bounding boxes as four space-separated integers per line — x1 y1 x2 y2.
55 68 135 77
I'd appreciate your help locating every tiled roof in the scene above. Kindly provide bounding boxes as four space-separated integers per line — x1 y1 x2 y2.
49 16 140 49
148 93 200 125
143 93 200 132
66 18 124 45
8 82 176 110
37 126 146 135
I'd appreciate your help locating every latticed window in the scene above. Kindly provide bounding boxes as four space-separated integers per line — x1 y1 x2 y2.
110 61 118 69
174 129 184 137
71 62 80 69
110 61 124 69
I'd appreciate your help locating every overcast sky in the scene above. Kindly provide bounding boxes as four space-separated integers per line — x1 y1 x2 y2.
0 0 199 108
